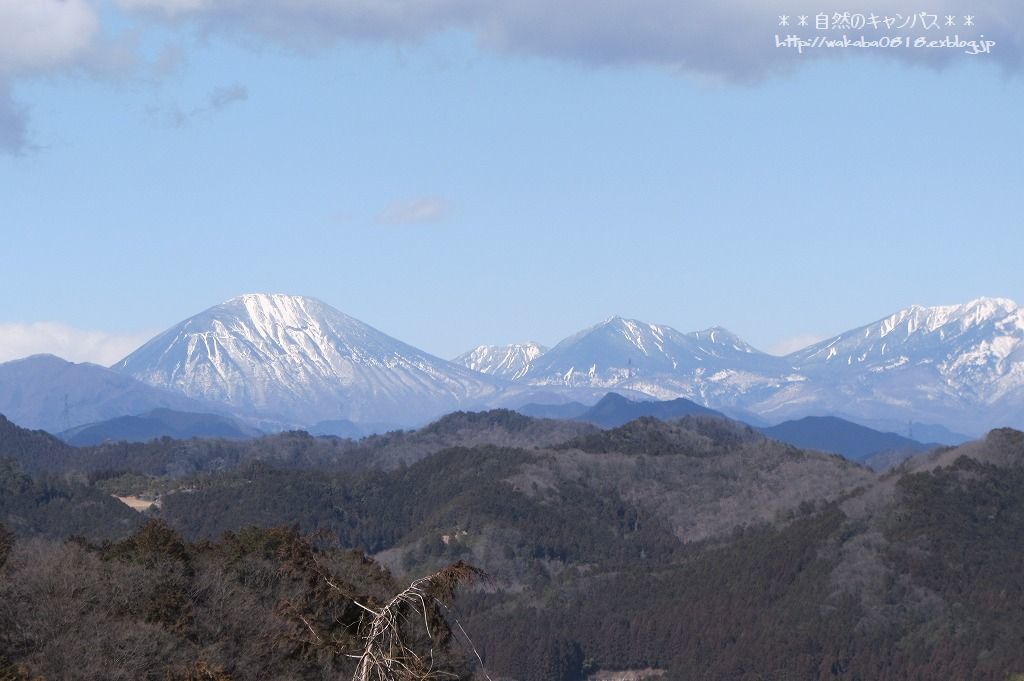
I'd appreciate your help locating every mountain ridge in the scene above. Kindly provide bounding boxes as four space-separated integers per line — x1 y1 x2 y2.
3 295 1023 436
498 297 1023 434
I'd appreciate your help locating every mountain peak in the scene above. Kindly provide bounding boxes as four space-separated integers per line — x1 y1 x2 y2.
597 314 664 329
114 296 500 426
219 293 337 327
573 316 674 357
227 292 323 308
517 315 788 402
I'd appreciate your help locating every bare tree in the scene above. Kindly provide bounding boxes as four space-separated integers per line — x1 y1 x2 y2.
343 561 490 681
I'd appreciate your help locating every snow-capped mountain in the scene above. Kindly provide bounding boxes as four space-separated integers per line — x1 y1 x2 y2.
453 342 547 380
514 316 797 406
790 297 1023 387
112 294 504 427
491 300 1024 434
10 294 1023 437
748 297 1024 433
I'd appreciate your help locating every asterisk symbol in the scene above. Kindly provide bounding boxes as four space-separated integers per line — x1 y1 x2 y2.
963 15 975 26
945 15 956 26
798 15 808 26
779 15 790 27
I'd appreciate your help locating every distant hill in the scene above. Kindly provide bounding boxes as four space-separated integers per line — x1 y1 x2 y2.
515 400 590 420
59 408 262 446
0 354 218 433
576 392 723 427
518 393 723 428
850 417 974 446
759 415 935 463
346 409 598 469
307 419 404 438
0 413 73 473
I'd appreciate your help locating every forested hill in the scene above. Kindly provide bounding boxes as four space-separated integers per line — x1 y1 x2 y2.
155 416 873 549
0 408 596 478
0 522 474 681
0 414 74 472
2 411 1024 679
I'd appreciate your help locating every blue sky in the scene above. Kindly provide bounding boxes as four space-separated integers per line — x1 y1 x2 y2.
1 1 1022 364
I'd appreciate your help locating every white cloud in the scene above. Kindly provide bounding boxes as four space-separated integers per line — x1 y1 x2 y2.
119 0 211 16
767 333 829 356
0 0 99 76
0 0 100 154
5 1 1023 154
0 0 192 155
379 196 450 225
0 322 155 366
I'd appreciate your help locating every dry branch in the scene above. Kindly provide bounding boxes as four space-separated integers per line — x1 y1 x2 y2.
347 561 489 681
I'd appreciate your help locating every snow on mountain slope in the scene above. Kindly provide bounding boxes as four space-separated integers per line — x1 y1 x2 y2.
749 298 1024 432
112 294 504 427
515 316 797 406
453 342 547 380
790 297 1023 387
